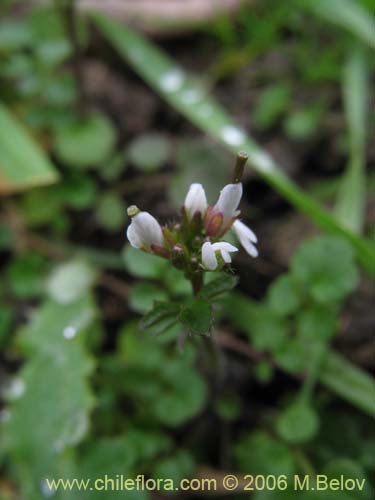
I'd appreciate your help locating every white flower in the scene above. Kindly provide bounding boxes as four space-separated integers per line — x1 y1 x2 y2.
214 183 243 225
127 208 164 250
201 241 238 270
233 220 258 257
184 183 208 219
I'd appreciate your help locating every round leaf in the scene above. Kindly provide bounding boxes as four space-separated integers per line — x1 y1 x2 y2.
54 112 116 168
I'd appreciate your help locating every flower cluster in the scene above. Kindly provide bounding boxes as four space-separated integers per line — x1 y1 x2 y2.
126 172 258 281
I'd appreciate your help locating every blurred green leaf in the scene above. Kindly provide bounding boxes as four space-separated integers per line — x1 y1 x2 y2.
46 259 97 304
129 283 168 314
276 400 320 443
92 13 375 277
235 431 295 475
297 305 337 342
252 83 291 129
284 107 322 141
267 274 303 316
215 394 242 421
54 112 116 168
122 244 167 279
335 47 369 234
152 450 195 483
95 192 126 232
128 133 170 171
3 297 95 499
0 103 59 194
0 305 13 348
0 19 32 50
323 459 371 499
8 253 47 299
249 305 289 351
291 236 359 304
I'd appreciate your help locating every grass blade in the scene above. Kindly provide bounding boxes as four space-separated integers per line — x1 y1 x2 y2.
301 0 375 49
0 103 59 195
92 14 375 277
335 47 368 234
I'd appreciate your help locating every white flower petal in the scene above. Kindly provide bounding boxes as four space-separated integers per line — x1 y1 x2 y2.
127 223 142 249
241 239 259 258
233 220 257 243
202 242 218 270
214 183 243 223
220 250 232 263
212 242 239 253
184 183 208 218
127 211 164 249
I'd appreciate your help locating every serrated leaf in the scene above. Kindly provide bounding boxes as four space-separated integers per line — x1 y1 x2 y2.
140 301 180 335
3 297 96 499
179 299 212 335
0 103 59 194
199 274 238 301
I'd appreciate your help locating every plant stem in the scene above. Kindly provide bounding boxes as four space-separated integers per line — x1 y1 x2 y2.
191 272 204 296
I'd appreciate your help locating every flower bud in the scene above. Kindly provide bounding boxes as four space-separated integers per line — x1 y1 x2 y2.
184 183 208 219
126 210 164 251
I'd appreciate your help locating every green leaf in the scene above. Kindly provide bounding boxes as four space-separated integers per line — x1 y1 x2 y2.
140 301 180 335
8 253 47 298
215 394 242 421
320 351 375 417
129 282 168 314
46 259 97 304
128 133 170 171
180 299 212 335
0 103 59 194
95 192 126 232
252 83 291 129
335 47 369 234
0 19 32 50
122 244 167 279
297 305 337 342
199 274 238 301
276 401 320 444
3 297 96 499
235 431 295 476
267 274 303 316
291 236 359 304
301 0 375 49
284 107 322 141
249 306 289 351
323 459 371 500
152 450 195 483
92 13 375 277
79 436 151 500
54 112 116 168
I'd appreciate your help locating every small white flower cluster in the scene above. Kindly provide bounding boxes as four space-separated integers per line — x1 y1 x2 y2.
126 179 258 273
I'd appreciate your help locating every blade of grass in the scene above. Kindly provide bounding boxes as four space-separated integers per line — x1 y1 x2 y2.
300 0 375 49
92 14 375 276
0 103 59 194
335 47 368 234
